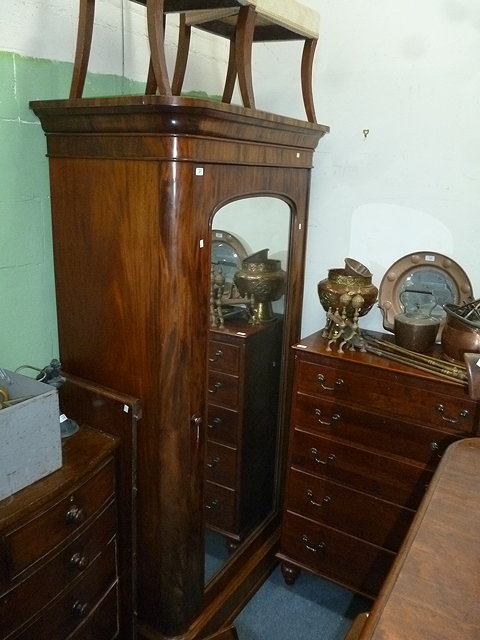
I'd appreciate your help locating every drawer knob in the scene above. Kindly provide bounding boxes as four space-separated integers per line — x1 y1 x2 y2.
65 504 86 525
316 373 344 391
72 600 89 617
208 381 222 394
209 350 223 363
306 489 331 508
206 455 221 469
69 551 89 570
205 498 219 510
311 448 336 466
301 534 326 553
208 417 222 430
435 404 469 423
315 408 340 426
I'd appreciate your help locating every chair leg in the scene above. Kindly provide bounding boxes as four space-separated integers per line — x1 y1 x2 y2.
172 14 191 96
235 5 256 109
145 13 167 94
145 58 157 95
301 38 317 123
222 39 237 103
70 0 96 99
146 0 172 96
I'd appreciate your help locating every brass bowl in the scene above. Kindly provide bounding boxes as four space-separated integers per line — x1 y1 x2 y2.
344 258 372 278
441 306 480 362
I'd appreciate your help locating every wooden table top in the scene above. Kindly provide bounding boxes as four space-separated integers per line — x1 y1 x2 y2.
358 437 480 640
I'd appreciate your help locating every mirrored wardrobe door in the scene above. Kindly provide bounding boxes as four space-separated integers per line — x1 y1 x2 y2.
205 197 291 584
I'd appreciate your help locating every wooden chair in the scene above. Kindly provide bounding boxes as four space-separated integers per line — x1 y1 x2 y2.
70 0 173 99
70 0 319 122
168 1 319 122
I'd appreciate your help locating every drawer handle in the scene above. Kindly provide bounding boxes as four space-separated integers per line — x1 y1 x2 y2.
72 600 89 617
209 350 223 363
65 504 85 525
205 498 219 510
206 455 221 469
208 417 222 430
435 404 469 423
208 381 222 394
429 441 443 458
301 534 326 553
306 489 331 508
69 551 89 570
311 448 336 466
316 374 344 391
314 408 340 426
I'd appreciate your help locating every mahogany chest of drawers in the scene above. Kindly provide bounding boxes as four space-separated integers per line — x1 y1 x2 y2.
205 317 283 544
277 331 480 598
0 427 119 639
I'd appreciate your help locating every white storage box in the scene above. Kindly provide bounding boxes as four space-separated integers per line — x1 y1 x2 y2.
0 370 62 501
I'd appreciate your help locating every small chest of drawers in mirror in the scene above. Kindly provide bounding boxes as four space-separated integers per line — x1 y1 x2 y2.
277 331 480 597
206 316 283 547
0 427 119 639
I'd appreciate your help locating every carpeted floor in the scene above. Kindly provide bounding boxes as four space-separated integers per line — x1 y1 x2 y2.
234 565 370 640
205 530 370 640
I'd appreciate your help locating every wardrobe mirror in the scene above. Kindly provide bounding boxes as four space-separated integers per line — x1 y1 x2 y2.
205 196 291 585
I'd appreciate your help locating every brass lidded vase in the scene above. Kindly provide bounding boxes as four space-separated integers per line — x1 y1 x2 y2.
234 249 286 322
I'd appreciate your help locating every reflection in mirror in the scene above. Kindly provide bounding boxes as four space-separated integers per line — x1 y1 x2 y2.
400 270 456 319
205 197 291 584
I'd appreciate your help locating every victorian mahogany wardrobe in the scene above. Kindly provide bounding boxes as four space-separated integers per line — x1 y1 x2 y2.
30 95 328 639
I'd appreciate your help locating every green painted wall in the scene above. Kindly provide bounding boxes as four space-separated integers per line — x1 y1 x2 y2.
0 51 142 371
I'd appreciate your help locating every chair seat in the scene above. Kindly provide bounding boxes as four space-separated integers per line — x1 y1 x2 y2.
185 0 319 40
178 0 319 121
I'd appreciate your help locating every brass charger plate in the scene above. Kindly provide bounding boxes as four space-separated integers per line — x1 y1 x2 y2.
378 251 473 333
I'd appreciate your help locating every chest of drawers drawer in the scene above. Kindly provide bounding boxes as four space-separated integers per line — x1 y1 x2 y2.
208 340 240 374
2 459 115 581
296 359 479 436
205 482 236 531
285 468 414 552
207 370 240 409
67 582 119 640
205 441 237 488
280 511 395 598
207 405 239 446
13 537 117 640
294 391 461 468
291 429 432 509
0 501 116 638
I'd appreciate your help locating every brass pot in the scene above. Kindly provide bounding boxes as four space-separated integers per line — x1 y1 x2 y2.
317 268 378 318
394 290 440 353
394 314 439 353
234 249 286 322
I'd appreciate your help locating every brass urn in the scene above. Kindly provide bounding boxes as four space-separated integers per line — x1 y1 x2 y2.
318 268 378 319
234 249 286 323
